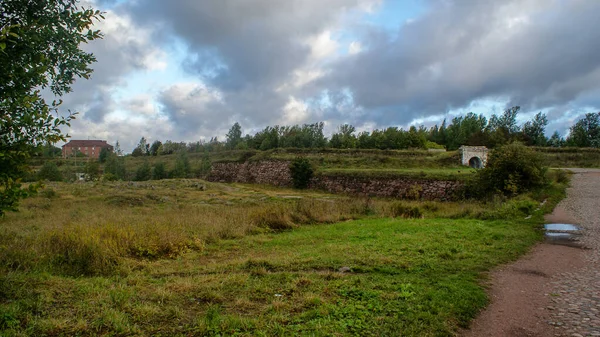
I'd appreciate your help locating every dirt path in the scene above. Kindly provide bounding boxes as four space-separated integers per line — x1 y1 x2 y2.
463 169 600 337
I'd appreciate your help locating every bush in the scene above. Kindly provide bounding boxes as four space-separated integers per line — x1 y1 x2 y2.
470 142 548 197
134 161 151 181
37 162 62 181
152 162 167 180
289 157 314 189
389 203 423 219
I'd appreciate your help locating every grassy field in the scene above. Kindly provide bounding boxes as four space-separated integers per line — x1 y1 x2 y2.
0 174 567 336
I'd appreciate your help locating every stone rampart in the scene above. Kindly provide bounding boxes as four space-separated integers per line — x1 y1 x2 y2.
208 160 464 200
208 160 292 186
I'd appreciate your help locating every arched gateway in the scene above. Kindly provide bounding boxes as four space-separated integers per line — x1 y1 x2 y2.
459 146 489 169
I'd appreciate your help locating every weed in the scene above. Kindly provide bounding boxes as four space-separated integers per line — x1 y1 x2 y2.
389 202 424 219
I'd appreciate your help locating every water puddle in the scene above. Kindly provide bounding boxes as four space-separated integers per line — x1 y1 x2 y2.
544 223 583 247
544 224 580 231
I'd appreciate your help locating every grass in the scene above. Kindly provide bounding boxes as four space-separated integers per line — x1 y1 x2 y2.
318 167 476 181
0 174 569 336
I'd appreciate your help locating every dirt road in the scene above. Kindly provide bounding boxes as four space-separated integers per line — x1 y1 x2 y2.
464 169 600 337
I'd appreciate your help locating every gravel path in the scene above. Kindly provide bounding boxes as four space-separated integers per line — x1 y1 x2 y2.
545 169 600 337
464 169 600 337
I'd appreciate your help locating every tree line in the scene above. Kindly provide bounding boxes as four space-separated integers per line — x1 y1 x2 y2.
129 107 600 156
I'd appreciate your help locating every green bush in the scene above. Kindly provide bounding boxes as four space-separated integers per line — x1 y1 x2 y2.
152 162 167 180
389 203 423 219
289 157 314 189
470 142 547 197
37 162 62 181
552 169 569 184
134 161 151 181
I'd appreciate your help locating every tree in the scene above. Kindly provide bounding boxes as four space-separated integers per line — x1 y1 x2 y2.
98 147 110 163
226 122 243 150
134 161 151 181
114 141 123 156
330 124 357 149
149 140 162 156
522 112 548 146
289 157 314 189
104 152 126 180
37 161 62 181
566 112 600 148
472 142 547 197
0 0 103 215
151 162 166 180
173 150 190 178
548 131 565 148
132 137 149 157
84 160 100 181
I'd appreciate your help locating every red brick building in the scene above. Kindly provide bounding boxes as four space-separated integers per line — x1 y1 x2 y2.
62 140 113 159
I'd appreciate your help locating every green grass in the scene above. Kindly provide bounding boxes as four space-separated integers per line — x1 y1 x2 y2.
0 175 569 336
0 218 542 336
318 167 476 181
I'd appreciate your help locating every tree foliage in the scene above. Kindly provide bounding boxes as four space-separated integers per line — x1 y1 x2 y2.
471 142 547 197
289 157 314 189
566 112 600 148
0 0 103 215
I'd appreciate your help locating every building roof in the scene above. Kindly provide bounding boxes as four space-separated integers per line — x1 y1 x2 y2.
62 140 113 148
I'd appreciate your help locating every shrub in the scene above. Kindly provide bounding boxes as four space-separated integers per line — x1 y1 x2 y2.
553 169 569 184
102 173 119 181
37 162 62 181
470 142 548 197
40 187 57 199
389 203 423 219
289 157 314 189
134 161 151 181
152 162 167 180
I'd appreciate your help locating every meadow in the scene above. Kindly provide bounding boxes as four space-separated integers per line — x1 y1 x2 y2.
0 171 568 336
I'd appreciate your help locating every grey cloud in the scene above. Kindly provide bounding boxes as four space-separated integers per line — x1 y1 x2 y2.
59 6 161 122
128 0 374 131
321 0 600 127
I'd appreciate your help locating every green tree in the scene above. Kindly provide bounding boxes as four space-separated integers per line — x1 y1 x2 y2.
0 0 103 215
84 160 100 181
289 157 314 189
134 161 151 181
548 131 565 148
566 112 600 148
149 140 162 156
98 147 110 163
132 137 149 157
104 152 126 180
173 150 190 178
151 162 166 180
226 122 243 150
330 124 357 149
522 112 548 146
472 142 547 197
37 161 62 181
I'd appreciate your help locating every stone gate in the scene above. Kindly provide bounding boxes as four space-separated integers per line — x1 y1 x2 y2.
459 146 488 168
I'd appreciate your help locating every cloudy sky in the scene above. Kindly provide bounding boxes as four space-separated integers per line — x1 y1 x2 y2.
59 0 600 152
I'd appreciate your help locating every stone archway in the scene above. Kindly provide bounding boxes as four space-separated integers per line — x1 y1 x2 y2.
459 146 489 168
468 156 483 169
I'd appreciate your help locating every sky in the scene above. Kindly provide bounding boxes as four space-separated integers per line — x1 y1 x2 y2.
58 0 600 152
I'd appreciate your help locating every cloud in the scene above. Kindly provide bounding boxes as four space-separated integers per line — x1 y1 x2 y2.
57 0 600 151
126 0 378 134
320 0 600 126
60 4 168 122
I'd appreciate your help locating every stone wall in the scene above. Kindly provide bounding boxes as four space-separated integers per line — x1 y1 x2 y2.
311 175 462 201
207 160 464 201
208 160 292 186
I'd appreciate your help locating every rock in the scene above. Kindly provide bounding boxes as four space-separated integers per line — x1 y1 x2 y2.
338 266 351 273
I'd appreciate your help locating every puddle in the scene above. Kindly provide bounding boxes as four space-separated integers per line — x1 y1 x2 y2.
544 223 583 247
544 224 580 231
